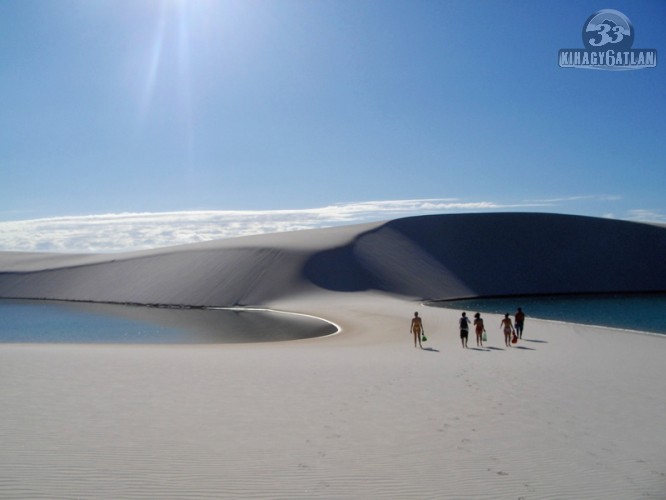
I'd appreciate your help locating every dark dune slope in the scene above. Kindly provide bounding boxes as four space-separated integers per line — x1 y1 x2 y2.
1 213 665 306
305 213 666 299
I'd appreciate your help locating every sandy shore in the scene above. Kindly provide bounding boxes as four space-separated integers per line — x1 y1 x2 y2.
1 292 665 499
1 214 665 498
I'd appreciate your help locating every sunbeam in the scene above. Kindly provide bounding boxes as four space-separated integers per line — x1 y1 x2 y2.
138 2 168 126
175 1 195 173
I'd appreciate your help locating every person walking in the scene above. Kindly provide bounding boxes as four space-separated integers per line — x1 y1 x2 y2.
514 307 525 339
500 313 514 347
410 312 424 349
459 312 470 348
473 312 485 347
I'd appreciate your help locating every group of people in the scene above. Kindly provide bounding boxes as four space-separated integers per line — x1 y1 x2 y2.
410 308 526 349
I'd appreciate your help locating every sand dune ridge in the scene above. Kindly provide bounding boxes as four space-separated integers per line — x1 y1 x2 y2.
1 213 665 306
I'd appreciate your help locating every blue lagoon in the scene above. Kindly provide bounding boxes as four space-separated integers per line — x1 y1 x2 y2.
428 293 666 335
0 299 337 344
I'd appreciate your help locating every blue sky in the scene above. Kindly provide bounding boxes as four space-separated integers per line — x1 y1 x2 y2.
1 0 665 251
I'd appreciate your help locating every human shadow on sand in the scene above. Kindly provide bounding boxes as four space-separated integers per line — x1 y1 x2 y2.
485 346 505 351
514 345 536 351
524 339 548 343
469 347 490 352
422 347 440 352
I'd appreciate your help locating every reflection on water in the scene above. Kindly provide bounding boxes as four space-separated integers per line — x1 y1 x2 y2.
0 299 337 344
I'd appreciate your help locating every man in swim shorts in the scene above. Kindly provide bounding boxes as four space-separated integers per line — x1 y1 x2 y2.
410 312 424 349
459 312 470 348
514 307 525 339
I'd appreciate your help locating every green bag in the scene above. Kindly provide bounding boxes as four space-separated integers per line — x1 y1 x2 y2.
482 331 487 342
421 335 427 342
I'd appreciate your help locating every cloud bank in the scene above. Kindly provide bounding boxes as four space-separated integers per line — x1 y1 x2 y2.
0 199 547 253
2 196 657 254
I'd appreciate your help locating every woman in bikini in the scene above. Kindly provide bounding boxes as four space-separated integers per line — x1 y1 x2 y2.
500 313 514 347
473 312 485 347
410 312 423 349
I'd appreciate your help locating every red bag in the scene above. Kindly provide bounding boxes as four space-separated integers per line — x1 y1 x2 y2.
511 334 518 344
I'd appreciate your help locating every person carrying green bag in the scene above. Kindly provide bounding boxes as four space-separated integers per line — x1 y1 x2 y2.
474 312 486 347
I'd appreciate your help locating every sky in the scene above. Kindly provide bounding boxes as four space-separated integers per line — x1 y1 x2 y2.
1 0 665 252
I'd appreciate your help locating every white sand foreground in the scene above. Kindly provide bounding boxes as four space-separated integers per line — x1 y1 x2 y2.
1 213 665 498
1 292 665 499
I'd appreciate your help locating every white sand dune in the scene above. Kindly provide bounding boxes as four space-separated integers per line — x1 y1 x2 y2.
2 213 666 307
1 213 665 499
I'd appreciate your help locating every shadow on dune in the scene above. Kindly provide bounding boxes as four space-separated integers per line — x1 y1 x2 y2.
301 245 375 292
304 213 666 300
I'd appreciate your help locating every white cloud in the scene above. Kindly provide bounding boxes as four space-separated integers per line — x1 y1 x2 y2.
625 209 666 223
524 195 622 204
0 198 550 253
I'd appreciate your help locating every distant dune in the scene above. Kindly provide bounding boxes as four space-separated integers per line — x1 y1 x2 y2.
1 213 665 306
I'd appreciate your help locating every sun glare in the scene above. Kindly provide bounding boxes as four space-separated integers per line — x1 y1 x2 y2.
136 0 225 171
136 0 246 123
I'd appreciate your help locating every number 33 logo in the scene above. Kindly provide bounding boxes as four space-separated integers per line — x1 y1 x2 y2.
588 23 625 47
582 10 634 51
